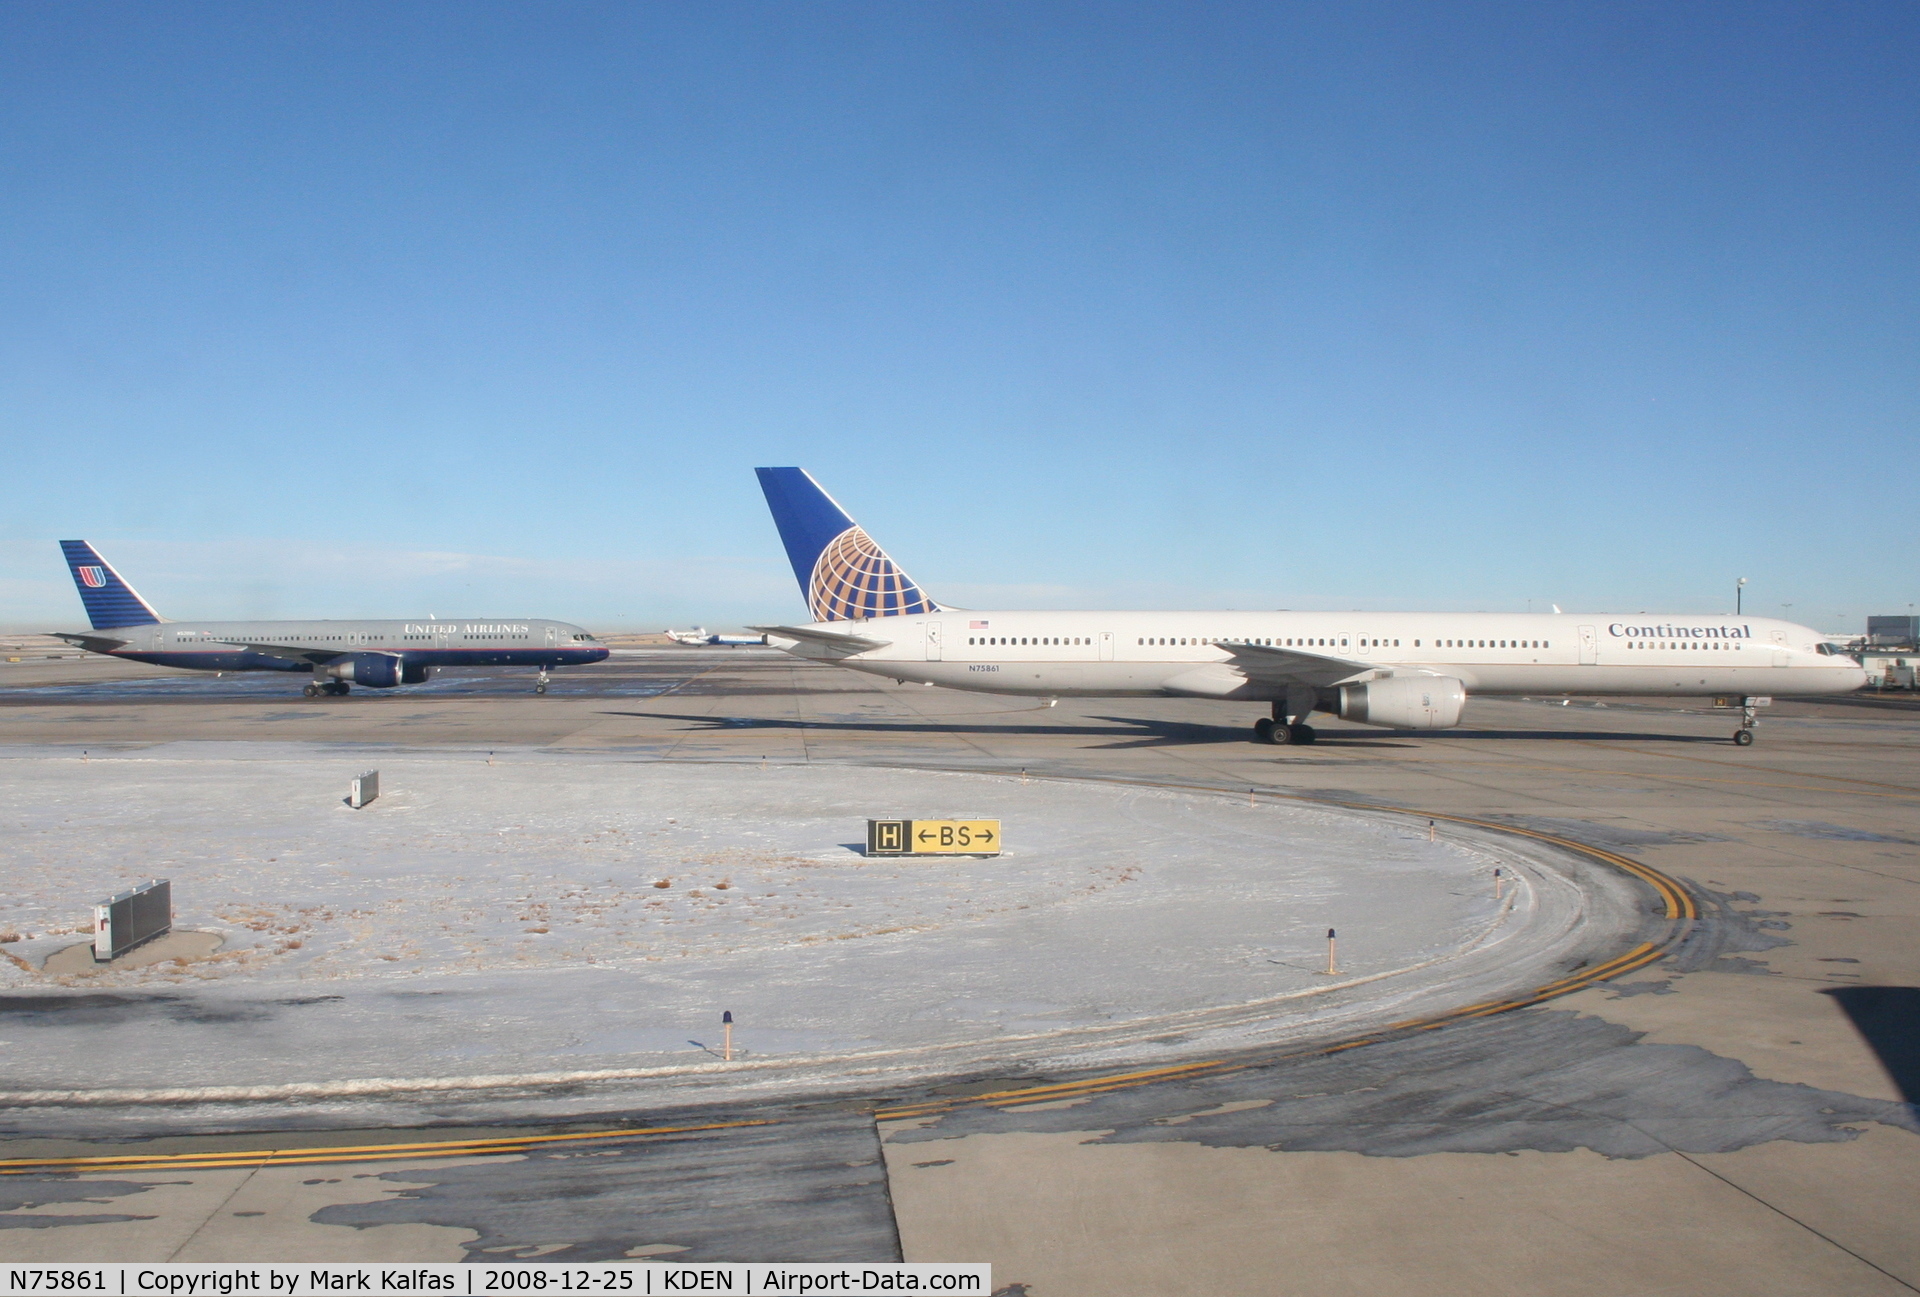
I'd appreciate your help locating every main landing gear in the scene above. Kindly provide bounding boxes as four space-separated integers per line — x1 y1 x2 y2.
1253 716 1316 745
303 681 350 698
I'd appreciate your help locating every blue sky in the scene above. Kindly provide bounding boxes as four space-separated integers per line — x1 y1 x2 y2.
2 1 1914 631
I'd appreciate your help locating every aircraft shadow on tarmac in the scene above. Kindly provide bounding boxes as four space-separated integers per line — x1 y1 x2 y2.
1822 986 1920 1105
609 710 1731 749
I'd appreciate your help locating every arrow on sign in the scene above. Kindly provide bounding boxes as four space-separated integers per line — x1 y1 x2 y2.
977 830 995 842
917 830 936 842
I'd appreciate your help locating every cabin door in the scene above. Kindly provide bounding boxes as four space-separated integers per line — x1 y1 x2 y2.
1099 631 1114 661
925 622 942 661
1579 625 1599 664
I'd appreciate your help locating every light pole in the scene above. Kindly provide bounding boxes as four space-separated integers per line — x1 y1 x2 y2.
1736 577 1747 616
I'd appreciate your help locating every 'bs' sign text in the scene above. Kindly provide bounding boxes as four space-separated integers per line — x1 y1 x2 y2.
866 819 1001 856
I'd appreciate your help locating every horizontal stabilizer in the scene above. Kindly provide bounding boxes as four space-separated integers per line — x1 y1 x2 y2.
49 631 128 654
748 625 892 653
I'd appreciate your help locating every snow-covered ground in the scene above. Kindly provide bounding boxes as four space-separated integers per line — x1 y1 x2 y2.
0 744 1610 1115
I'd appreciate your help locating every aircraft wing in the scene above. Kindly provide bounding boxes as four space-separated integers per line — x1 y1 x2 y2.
1218 641 1372 686
49 631 129 654
748 625 892 654
210 640 348 664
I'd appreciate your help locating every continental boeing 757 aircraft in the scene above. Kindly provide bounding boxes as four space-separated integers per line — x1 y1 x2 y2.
51 541 608 696
750 469 1864 746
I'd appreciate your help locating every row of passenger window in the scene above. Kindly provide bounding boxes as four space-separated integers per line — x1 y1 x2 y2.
965 636 1555 651
969 637 1092 646
1130 636 1550 650
975 636 1559 648
1138 636 1354 647
1431 639 1550 649
1626 641 1740 650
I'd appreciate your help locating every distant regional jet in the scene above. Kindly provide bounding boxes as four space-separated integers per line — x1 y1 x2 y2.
750 468 1865 746
52 541 609 696
665 627 770 647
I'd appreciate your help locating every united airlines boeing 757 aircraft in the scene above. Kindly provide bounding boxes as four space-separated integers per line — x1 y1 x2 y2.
51 541 608 696
750 469 1864 746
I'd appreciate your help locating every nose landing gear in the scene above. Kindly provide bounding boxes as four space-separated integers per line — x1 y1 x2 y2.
535 666 552 695
1732 696 1763 745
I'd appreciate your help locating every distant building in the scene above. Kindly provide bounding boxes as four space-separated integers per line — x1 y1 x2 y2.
1867 615 1919 647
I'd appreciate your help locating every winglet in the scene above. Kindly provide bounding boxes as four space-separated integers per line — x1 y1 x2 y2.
58 541 164 629
755 468 940 622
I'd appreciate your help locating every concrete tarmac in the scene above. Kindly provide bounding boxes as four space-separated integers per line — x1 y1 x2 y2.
2 649 1916 1292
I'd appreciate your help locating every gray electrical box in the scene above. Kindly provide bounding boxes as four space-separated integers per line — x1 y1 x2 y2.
94 879 172 962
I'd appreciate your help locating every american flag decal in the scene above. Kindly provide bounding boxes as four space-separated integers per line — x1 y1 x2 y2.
77 566 107 588
970 620 988 629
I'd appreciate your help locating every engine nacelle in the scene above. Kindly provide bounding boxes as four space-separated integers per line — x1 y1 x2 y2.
1337 675 1466 729
323 652 405 688
401 660 431 685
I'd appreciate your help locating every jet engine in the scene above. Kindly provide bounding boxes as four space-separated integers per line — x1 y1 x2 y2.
323 652 406 689
400 660 432 685
1337 675 1466 729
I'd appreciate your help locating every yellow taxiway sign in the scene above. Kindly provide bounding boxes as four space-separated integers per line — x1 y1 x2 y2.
866 819 1001 856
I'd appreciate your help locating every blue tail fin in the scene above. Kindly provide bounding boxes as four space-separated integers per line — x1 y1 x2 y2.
59 541 163 629
755 468 941 622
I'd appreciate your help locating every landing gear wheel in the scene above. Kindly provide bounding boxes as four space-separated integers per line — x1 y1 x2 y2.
1733 729 1754 746
1290 724 1317 745
326 681 349 696
535 683 548 695
302 683 320 698
1253 717 1275 743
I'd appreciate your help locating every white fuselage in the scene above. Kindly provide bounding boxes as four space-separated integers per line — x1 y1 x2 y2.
764 611 1865 703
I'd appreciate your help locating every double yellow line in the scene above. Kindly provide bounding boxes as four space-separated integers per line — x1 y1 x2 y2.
2 794 1698 1172
879 801 1699 1122
0 1119 770 1177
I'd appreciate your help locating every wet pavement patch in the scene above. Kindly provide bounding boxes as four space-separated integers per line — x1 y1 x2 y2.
888 1006 1920 1159
313 1109 899 1263
1664 886 1793 975
0 1177 167 1230
1755 820 1920 845
0 993 272 1026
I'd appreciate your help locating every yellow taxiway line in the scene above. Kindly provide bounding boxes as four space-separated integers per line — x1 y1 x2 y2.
0 1119 772 1177
878 796 1698 1122
4 787 1697 1172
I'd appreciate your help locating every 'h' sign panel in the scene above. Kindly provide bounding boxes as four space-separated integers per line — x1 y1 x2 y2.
866 819 1001 856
